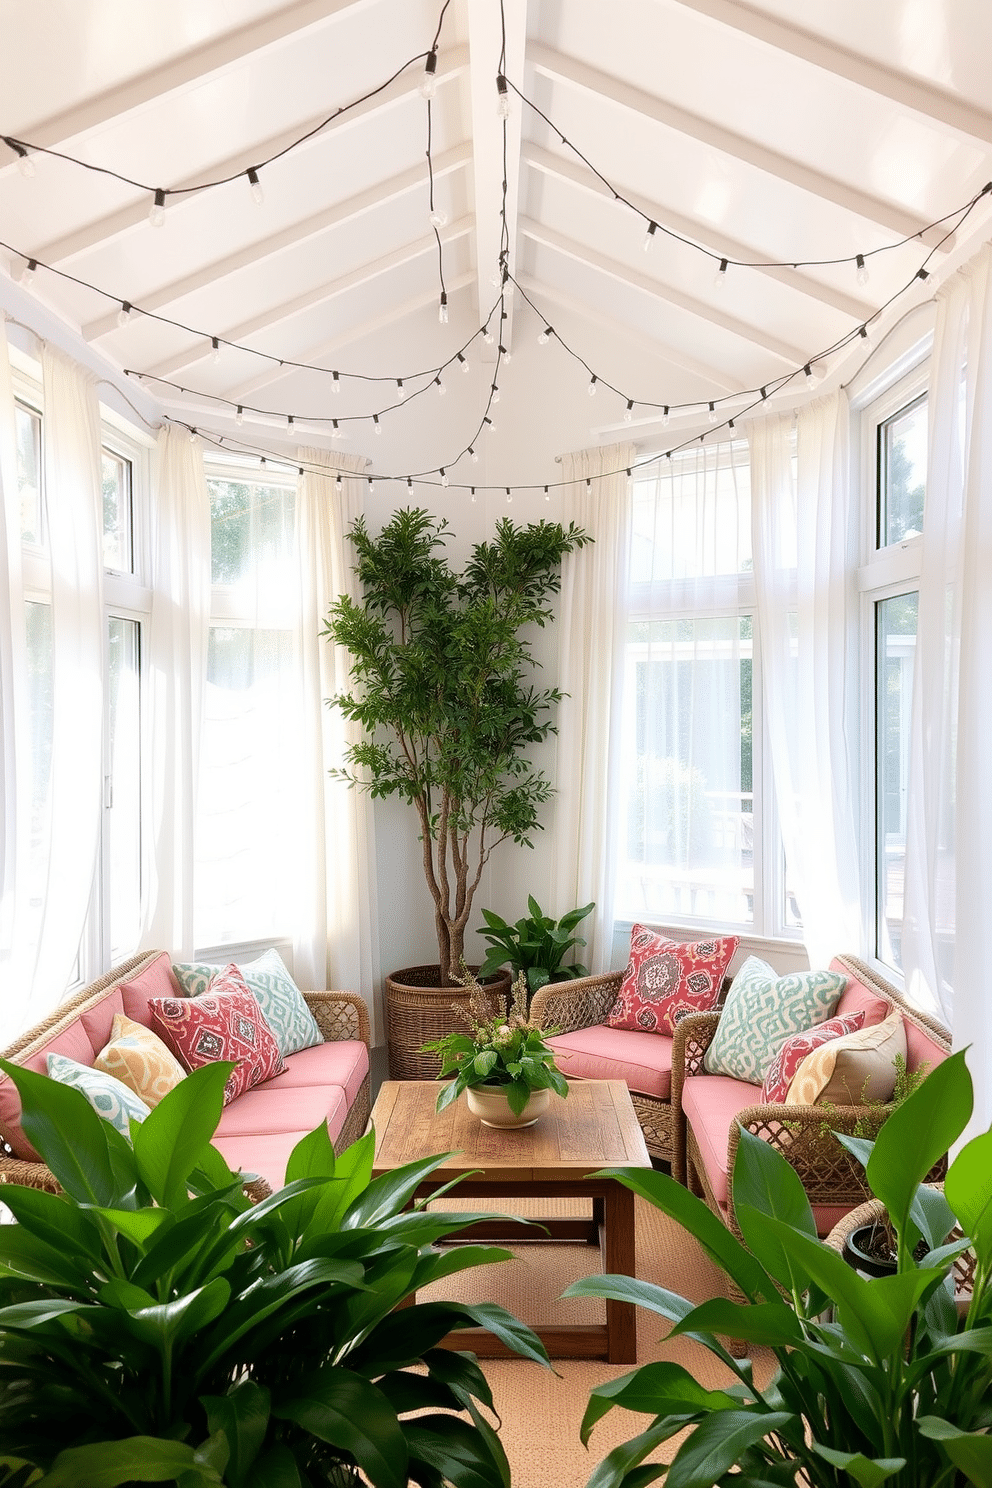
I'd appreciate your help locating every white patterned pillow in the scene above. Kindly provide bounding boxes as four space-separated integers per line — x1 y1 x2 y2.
172 949 322 1057
46 1053 150 1138
702 956 847 1084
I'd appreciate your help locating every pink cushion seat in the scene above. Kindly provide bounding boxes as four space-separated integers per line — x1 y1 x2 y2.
214 1082 347 1139
0 1021 100 1160
274 1040 369 1107
120 953 183 1027
211 1128 342 1193
79 990 125 1054
547 1026 672 1099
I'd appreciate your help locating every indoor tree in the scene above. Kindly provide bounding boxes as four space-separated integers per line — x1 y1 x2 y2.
324 506 591 986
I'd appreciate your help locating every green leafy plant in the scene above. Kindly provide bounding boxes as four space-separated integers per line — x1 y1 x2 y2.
0 1055 549 1486
422 966 569 1116
476 896 595 996
324 507 591 985
567 1050 992 1488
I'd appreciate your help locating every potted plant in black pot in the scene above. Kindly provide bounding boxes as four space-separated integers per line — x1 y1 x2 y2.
324 507 591 1078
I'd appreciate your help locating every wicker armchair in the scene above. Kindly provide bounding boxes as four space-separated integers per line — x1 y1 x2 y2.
670 954 953 1244
529 970 676 1163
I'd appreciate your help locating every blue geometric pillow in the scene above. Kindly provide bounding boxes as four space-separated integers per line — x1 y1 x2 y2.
172 948 322 1058
702 956 847 1084
46 1053 151 1138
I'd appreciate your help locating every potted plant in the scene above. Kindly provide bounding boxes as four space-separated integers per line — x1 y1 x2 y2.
476 895 594 1000
421 967 569 1127
567 1049 991 1488
0 1056 549 1486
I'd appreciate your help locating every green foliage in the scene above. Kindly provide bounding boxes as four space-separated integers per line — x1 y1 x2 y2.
421 966 569 1116
568 1051 992 1488
324 508 592 983
0 1056 549 1486
476 895 594 995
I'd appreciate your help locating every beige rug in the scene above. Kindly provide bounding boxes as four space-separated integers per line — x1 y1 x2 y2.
418 1195 775 1488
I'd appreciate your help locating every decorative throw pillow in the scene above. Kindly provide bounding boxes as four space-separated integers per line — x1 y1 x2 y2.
786 1009 908 1106
172 949 322 1058
607 928 740 1035
46 1053 150 1138
149 966 285 1105
703 956 847 1084
760 1010 866 1103
94 1013 187 1109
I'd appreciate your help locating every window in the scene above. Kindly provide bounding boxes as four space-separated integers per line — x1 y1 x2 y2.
102 447 133 573
615 441 787 938
15 399 42 545
878 393 927 547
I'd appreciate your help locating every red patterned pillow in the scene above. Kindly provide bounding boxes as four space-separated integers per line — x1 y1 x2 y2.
607 928 740 1035
760 1011 866 1103
149 965 285 1105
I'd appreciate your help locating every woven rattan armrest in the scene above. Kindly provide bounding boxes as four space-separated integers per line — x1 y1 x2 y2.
529 971 623 1035
301 990 370 1047
725 1101 892 1221
669 1011 722 1183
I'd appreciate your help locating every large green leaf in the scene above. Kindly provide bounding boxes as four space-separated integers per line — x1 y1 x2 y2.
812 1445 905 1488
341 1152 459 1229
0 1183 102 1260
273 1367 408 1488
666 1409 793 1488
308 1129 376 1234
732 1130 816 1294
667 1298 805 1350
198 1258 365 1372
586 1421 689 1488
241 1444 305 1487
87 1205 172 1250
422 1347 496 1413
403 1414 509 1488
132 1062 233 1208
0 1059 118 1207
945 1129 992 1266
918 1418 992 1488
580 1361 743 1446
41 1437 225 1486
453 1301 550 1367
410 1244 512 1293
201 1380 270 1488
867 1051 972 1241
118 1277 232 1352
0 1224 95 1289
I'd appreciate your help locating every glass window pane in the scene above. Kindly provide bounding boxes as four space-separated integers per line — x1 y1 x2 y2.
616 614 753 924
107 617 141 961
207 478 295 588
630 442 751 583
879 396 926 546
15 401 42 544
876 592 918 971
102 450 133 572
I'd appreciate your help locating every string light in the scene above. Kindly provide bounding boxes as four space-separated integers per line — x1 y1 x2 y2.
211 336 221 364
544 485 550 500
18 258 36 286
435 374 446 395
588 376 597 397
332 419 342 438
332 371 340 394
714 257 728 288
624 399 634 422
458 351 469 372
149 189 166 227
491 383 500 403
440 467 449 486
856 253 869 287
643 221 657 252
235 405 244 426
804 363 819 389
247 167 264 206
469 446 478 462
117 301 132 328
586 478 592 492
538 326 553 345
760 386 768 399
483 329 495 345
407 476 413 489
506 487 512 503
661 406 670 427
336 475 343 494
373 414 381 435
396 379 406 399
471 487 477 502
420 49 438 99
708 401 717 423
368 476 374 492
4 137 35 177
484 415 496 431
438 291 448 322
496 74 511 119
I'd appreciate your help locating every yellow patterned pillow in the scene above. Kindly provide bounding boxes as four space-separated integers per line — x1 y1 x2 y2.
94 1013 187 1108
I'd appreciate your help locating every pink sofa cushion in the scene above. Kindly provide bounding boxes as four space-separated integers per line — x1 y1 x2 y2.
905 1022 949 1076
828 961 891 1028
120 953 182 1026
0 1022 99 1161
548 1026 672 1099
214 1082 347 1139
275 1041 369 1108
212 1095 349 1192
682 1072 760 1208
79 990 125 1054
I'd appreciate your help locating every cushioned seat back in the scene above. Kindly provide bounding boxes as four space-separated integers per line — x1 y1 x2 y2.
828 959 891 1027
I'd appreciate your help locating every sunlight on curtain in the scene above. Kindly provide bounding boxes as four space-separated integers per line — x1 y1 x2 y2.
551 443 633 973
615 443 754 930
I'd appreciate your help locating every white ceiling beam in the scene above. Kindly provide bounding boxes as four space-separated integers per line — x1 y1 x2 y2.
519 274 740 394
28 45 469 264
143 217 473 381
4 0 378 147
528 43 952 250
522 141 875 323
669 0 992 147
466 0 527 348
521 217 808 366
81 143 472 340
220 270 477 402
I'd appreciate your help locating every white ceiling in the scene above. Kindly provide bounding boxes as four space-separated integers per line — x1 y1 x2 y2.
3 0 992 487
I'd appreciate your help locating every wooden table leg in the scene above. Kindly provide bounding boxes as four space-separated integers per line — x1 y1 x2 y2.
602 1180 637 1364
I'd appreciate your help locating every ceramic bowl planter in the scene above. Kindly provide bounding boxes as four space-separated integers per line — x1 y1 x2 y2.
466 1084 551 1128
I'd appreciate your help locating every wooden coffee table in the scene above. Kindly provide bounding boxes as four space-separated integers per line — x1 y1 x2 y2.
370 1078 651 1363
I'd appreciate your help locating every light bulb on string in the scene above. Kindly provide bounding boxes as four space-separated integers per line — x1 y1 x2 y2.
5 138 35 177
496 74 511 119
624 399 634 423
483 327 495 345
430 209 447 230
501 345 512 364
588 376 597 397
804 363 819 390
585 478 592 493
211 337 221 364
856 253 869 287
643 221 657 252
149 189 166 227
458 351 469 373
18 257 36 286
506 487 512 503
117 301 132 328
485 415 496 432
538 326 552 345
189 427 198 445
469 446 478 462
440 468 449 487
708 401 718 423
396 379 406 399
332 371 340 395
471 487 477 503
544 486 550 501
331 419 342 438
335 476 343 494
373 414 382 435
367 476 374 493
661 405 670 428
491 384 500 403
235 405 244 426
247 168 264 206
407 476 413 490
420 49 438 99
714 257 728 289
859 323 875 348
438 291 448 324
435 375 446 396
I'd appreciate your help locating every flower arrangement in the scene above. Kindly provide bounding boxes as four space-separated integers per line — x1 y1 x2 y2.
421 965 569 1116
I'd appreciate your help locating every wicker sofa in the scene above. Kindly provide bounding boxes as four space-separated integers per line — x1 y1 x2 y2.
670 953 953 1240
0 949 372 1196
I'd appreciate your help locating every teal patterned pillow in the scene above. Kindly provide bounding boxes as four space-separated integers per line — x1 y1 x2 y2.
46 1053 150 1138
172 949 322 1058
702 956 847 1084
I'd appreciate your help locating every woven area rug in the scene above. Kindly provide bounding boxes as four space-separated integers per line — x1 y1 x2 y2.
418 1194 775 1488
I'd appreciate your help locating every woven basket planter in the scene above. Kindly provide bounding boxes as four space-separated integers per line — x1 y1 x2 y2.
385 965 512 1081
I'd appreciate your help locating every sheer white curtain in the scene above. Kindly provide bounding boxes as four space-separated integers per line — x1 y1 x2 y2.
29 348 105 1003
749 394 863 967
902 244 992 1137
294 449 379 1027
550 443 633 972
613 442 753 938
139 425 211 957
